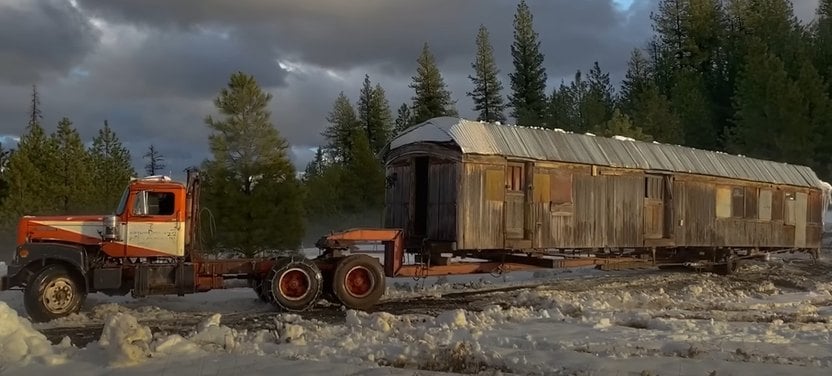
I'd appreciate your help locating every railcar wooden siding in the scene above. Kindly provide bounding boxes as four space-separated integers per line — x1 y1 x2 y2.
382 128 825 254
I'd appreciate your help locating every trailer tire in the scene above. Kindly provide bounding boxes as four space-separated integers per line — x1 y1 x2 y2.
267 258 322 311
332 254 385 311
715 256 739 275
24 264 86 323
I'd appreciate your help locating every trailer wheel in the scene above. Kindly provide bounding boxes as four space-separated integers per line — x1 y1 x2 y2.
715 256 739 275
24 264 86 323
267 258 322 311
332 254 385 310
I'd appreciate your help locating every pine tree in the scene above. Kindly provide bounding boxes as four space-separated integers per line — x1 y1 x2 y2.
813 0 832 90
51 117 94 213
357 75 394 154
90 120 135 212
566 70 590 132
581 62 616 131
303 148 326 180
29 84 42 127
341 130 385 212
594 108 653 141
323 92 361 162
619 49 653 116
467 25 506 123
508 0 547 126
0 143 11 210
545 82 575 131
728 42 813 166
143 144 166 176
632 84 684 144
409 42 457 124
619 48 684 144
202 71 304 257
393 103 413 137
2 116 58 220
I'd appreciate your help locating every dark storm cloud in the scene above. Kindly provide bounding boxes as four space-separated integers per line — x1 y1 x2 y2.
1 0 662 174
85 29 289 100
75 0 637 78
0 0 99 85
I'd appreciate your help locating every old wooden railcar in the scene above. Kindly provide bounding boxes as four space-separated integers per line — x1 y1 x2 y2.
380 117 831 269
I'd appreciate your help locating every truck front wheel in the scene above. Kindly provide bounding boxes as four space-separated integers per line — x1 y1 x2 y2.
24 264 86 322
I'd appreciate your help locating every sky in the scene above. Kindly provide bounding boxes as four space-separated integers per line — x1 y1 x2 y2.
0 0 821 180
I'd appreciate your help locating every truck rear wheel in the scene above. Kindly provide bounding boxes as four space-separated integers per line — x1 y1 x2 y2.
267 258 322 311
24 264 86 323
332 254 385 310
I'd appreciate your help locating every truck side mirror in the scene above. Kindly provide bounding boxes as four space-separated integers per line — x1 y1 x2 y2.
132 191 149 216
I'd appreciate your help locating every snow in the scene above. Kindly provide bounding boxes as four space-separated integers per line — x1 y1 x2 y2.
613 135 636 141
2 255 832 375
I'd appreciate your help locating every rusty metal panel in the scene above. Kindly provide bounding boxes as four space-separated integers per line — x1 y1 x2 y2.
384 118 822 189
427 161 457 241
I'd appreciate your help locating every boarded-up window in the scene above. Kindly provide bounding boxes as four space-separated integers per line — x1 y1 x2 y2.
731 187 745 218
716 187 731 218
744 187 758 219
506 165 524 192
759 189 772 221
533 173 550 203
645 176 663 199
485 169 504 202
550 172 573 204
784 192 796 225
808 191 822 224
772 190 784 221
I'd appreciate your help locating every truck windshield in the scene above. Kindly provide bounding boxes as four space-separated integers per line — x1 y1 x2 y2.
115 187 129 215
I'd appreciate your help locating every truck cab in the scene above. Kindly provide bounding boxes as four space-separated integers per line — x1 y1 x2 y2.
1 175 193 321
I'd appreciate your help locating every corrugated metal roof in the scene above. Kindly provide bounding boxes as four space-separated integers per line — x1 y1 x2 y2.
385 117 822 188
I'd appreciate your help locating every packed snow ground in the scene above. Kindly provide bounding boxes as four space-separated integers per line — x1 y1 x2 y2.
2 253 832 375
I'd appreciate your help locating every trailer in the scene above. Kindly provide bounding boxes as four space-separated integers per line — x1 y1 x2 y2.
1 117 829 322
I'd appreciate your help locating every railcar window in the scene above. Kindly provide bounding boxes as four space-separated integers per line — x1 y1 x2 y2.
745 187 758 219
715 187 732 218
808 191 821 224
533 173 551 203
485 169 504 202
784 192 796 225
506 165 524 192
645 176 663 199
759 189 772 221
772 190 784 221
731 187 745 218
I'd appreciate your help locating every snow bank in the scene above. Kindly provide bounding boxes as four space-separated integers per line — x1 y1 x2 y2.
0 301 66 368
0 261 7 277
96 312 153 366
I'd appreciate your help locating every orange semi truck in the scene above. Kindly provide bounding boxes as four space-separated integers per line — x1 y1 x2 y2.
1 170 573 322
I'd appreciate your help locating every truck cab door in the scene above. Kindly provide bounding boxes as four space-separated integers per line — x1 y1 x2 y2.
125 189 185 257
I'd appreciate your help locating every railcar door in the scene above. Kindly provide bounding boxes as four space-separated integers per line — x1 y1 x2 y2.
644 174 673 240
505 162 527 240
